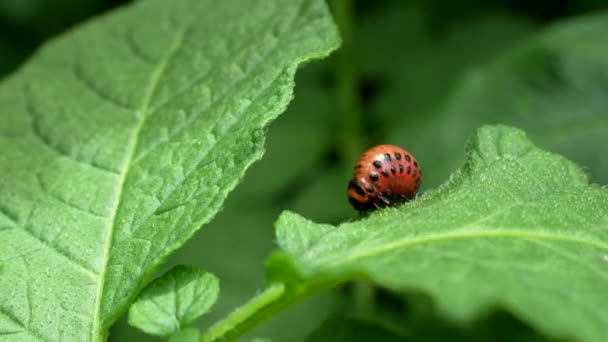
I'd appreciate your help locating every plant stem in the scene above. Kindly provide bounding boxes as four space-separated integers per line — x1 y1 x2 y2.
199 280 333 342
200 283 285 342
330 0 376 315
200 274 344 342
330 0 365 163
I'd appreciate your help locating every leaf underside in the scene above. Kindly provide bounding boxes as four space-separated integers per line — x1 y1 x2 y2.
0 0 339 340
274 125 608 342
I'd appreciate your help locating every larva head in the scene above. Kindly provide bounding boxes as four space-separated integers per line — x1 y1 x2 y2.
347 178 373 211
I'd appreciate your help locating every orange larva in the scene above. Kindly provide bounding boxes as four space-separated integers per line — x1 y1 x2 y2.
347 144 421 211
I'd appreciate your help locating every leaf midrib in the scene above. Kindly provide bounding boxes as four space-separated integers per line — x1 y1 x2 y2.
325 228 608 268
91 6 201 340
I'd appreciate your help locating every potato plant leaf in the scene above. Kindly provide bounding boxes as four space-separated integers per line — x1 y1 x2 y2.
128 266 218 337
0 0 339 340
274 125 608 342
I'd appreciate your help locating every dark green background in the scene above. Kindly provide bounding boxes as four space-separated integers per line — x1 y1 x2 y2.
2 0 605 340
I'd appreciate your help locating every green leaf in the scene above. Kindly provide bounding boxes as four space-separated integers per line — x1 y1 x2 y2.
128 266 218 337
156 36 351 341
273 125 608 342
110 64 343 341
0 0 339 340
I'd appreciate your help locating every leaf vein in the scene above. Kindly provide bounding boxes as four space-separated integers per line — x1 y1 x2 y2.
92 3 204 336
132 44 278 164
14 224 98 277
123 28 158 65
71 63 135 111
25 95 121 175
329 229 608 268
36 172 110 219
526 238 608 280
0 202 20 226
146 71 282 219
0 305 44 341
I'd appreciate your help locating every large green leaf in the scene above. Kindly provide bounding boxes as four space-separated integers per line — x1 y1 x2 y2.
0 0 339 340
274 126 608 342
110 62 343 342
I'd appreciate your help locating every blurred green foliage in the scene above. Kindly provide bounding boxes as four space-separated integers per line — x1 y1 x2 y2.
2 0 605 341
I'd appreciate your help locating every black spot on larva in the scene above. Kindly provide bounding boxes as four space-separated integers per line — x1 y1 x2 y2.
413 170 417 177
355 164 362 169
383 153 391 161
390 165 396 175
405 155 411 162
415 177 421 183
414 161 418 167
370 172 379 181
381 169 389 177
407 166 411 174
367 185 375 192
384 188 393 196
373 160 382 168
399 164 404 173
394 153 402 160
349 180 365 196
